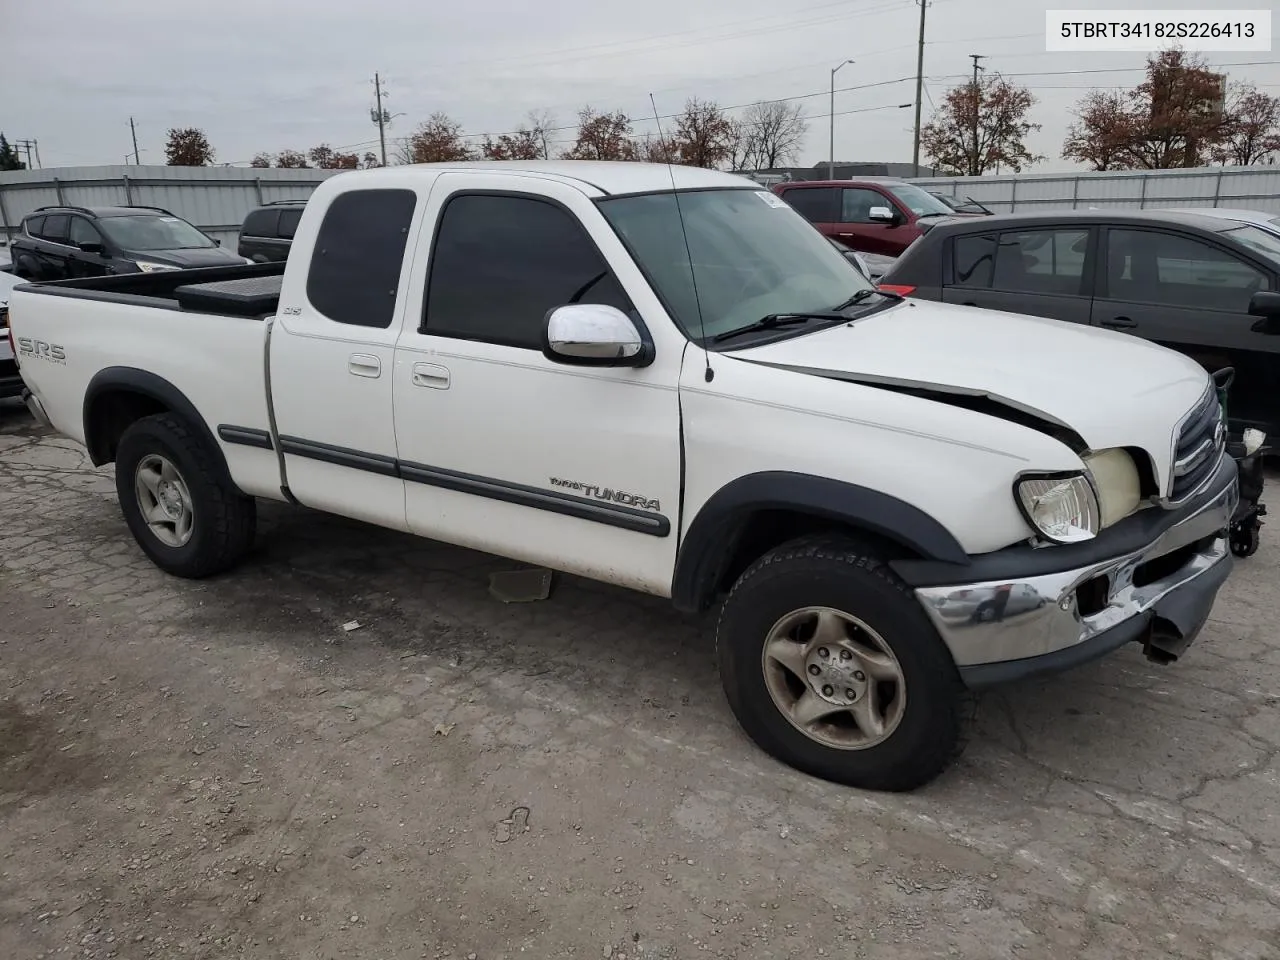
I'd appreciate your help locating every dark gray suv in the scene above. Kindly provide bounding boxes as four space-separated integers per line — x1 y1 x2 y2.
238 200 305 263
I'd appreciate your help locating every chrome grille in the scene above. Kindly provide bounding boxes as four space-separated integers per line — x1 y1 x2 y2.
1169 387 1224 502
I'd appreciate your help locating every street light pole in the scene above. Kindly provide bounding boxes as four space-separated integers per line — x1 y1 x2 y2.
829 59 854 180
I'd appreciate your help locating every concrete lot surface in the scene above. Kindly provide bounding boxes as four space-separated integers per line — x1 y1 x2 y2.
1 399 1278 960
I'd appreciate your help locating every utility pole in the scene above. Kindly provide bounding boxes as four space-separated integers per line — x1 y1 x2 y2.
14 139 36 169
969 54 986 177
372 73 389 167
829 59 854 179
34 139 42 168
129 118 140 164
911 0 928 177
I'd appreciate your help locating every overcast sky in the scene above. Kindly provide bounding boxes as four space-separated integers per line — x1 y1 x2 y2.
3 0 1277 172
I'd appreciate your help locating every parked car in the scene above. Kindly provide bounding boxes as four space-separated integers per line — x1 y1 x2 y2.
238 199 306 263
878 209 1280 441
0 268 21 399
8 205 249 281
771 177 987 255
829 239 897 281
10 161 1241 792
929 192 993 215
1159 206 1280 238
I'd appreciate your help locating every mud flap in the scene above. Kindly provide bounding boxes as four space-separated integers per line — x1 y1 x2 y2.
1143 551 1234 664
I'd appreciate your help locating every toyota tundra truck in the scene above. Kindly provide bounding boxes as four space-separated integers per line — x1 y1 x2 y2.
6 161 1239 792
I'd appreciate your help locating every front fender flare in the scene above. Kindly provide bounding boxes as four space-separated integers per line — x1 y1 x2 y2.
670 471 970 612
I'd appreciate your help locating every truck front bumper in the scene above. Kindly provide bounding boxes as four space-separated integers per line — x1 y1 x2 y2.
906 453 1238 688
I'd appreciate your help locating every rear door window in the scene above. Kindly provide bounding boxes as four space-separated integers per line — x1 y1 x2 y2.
24 216 45 238
242 209 279 238
991 229 1090 295
40 215 70 244
306 189 417 328
951 234 997 288
1106 228 1269 312
277 208 302 240
779 187 838 223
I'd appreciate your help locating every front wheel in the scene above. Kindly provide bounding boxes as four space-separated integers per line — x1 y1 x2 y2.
716 535 971 792
115 413 257 578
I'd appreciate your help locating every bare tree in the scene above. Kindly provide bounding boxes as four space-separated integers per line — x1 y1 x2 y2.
562 107 637 161
739 101 807 168
401 113 476 164
724 119 758 171
1062 91 1132 171
670 98 736 168
1210 85 1280 166
637 133 679 163
274 149 309 168
249 153 273 169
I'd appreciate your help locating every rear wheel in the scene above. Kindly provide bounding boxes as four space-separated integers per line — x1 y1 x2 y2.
114 413 257 578
716 535 971 792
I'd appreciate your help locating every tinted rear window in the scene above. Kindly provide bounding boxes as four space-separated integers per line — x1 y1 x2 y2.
306 189 416 328
40 215 70 242
242 209 279 238
952 234 996 287
779 187 837 223
277 208 302 240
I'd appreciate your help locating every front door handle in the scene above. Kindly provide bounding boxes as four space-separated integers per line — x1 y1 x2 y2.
411 362 450 389
349 353 381 378
1102 316 1137 330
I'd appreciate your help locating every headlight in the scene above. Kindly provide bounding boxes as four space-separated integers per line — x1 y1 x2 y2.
1015 473 1099 544
134 260 179 273
1083 448 1142 527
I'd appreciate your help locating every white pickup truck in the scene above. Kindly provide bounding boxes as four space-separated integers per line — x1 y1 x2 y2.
7 161 1239 791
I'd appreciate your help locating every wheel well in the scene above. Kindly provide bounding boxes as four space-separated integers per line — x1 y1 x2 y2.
712 508 919 602
85 389 170 465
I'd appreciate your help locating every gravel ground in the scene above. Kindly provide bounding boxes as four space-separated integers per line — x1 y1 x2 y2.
1 398 1278 960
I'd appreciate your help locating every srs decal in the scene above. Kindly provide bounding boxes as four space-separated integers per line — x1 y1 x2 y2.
16 338 67 364
549 477 661 512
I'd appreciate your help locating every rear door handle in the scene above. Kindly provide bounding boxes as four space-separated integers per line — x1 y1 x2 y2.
349 353 381 378
1102 316 1137 330
411 362 450 389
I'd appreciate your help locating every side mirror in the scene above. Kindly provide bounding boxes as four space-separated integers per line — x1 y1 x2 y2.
868 206 897 225
77 241 104 254
1248 291 1280 333
542 304 652 367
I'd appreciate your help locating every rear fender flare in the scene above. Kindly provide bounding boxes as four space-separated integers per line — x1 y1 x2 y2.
83 366 235 489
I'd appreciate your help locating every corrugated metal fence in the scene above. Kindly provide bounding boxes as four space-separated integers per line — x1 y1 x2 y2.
3 164 1278 255
911 166 1280 215
0 165 342 251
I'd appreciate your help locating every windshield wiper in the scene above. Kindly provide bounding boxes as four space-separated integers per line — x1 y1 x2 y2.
712 312 847 343
830 287 902 311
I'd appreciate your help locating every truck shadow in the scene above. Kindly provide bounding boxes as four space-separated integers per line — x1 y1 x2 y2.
174 495 1272 802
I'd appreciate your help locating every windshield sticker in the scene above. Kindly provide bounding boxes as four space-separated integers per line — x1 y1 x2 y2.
755 192 788 209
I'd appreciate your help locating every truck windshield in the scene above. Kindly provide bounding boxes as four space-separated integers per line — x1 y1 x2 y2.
597 188 872 344
887 183 955 217
98 215 216 251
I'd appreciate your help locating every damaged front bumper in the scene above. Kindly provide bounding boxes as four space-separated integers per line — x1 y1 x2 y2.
901 452 1239 688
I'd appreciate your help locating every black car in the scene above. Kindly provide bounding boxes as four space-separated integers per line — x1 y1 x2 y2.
9 205 247 281
879 208 1280 438
238 200 305 263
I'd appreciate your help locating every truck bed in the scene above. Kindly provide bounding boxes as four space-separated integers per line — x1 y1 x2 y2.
15 262 285 319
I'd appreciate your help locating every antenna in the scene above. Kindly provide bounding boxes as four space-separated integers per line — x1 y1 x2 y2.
649 93 712 383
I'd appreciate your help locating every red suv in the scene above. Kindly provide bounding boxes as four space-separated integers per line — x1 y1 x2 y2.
771 178 988 256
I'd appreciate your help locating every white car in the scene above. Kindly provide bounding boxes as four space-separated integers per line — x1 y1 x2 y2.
7 162 1238 792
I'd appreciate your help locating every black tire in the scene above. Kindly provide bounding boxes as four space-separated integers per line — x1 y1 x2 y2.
114 413 257 578
716 534 972 792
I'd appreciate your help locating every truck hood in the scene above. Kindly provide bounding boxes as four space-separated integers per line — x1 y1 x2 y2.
724 299 1211 455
